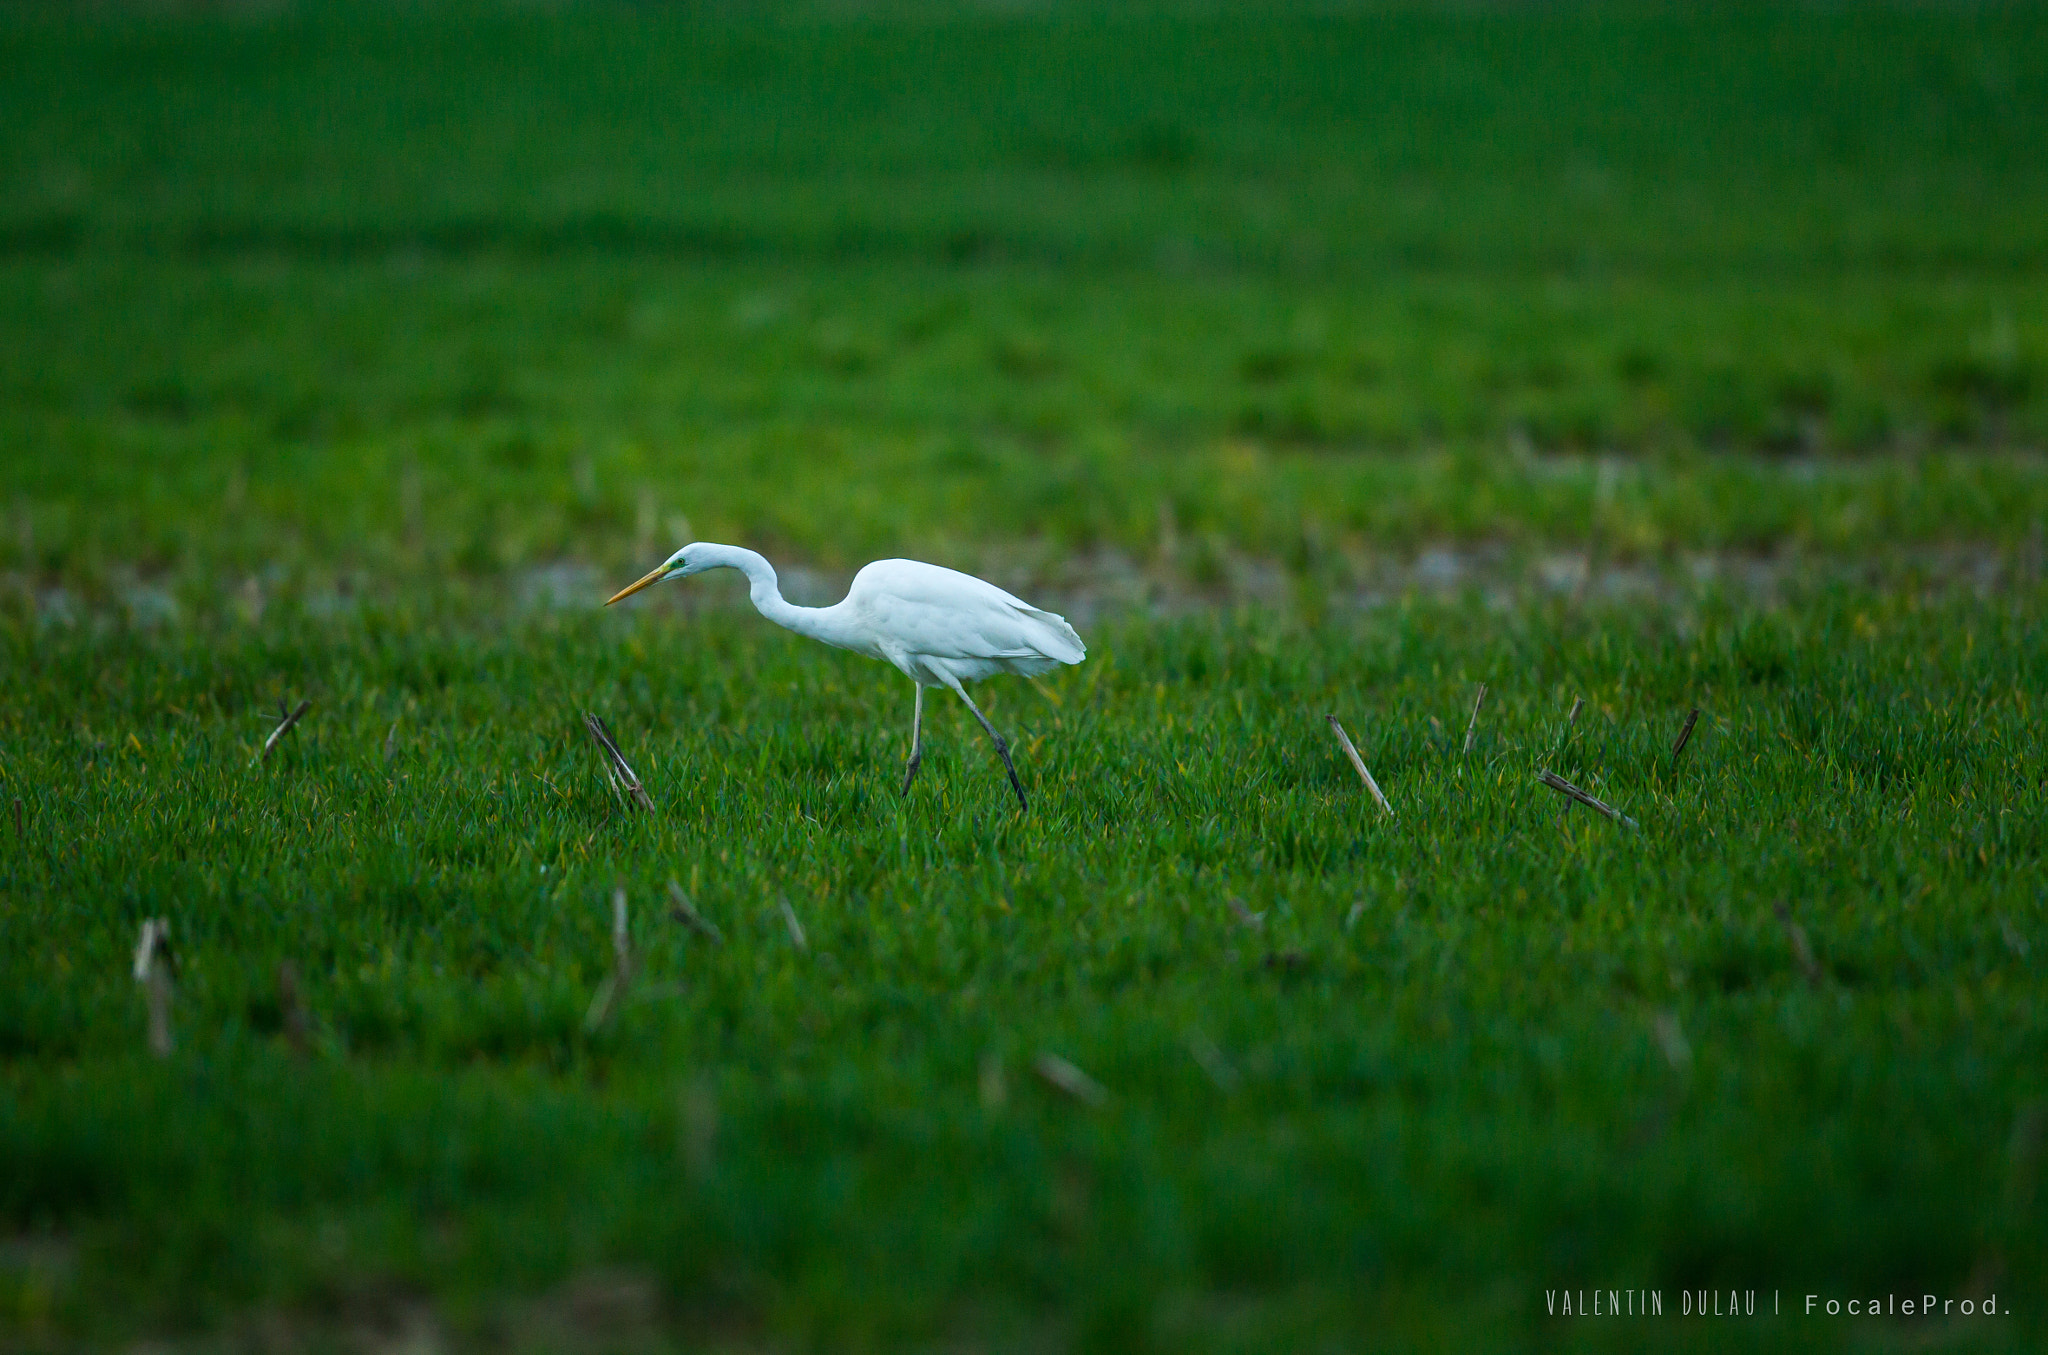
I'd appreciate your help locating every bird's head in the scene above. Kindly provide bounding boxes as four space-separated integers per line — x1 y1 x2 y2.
605 543 712 605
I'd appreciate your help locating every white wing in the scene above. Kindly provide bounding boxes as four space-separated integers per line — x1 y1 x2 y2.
846 559 1085 682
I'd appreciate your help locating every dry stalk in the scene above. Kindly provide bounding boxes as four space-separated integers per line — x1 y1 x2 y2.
1225 895 1266 930
582 713 654 812
779 897 808 951
1324 714 1394 818
1187 1030 1242 1093
1671 707 1701 763
2000 915 2030 959
1461 683 1487 757
1536 771 1639 828
1772 902 1823 987
1032 1052 1107 1107
1652 1011 1692 1071
583 886 635 1031
257 698 312 764
133 919 173 1057
666 879 724 945
979 1051 1008 1110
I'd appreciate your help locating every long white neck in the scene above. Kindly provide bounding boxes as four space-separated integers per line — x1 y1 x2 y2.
697 544 859 650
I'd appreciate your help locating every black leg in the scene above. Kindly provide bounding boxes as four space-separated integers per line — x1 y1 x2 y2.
950 682 1027 812
901 684 925 795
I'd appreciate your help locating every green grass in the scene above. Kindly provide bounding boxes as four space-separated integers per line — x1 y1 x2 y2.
4 2 2048 1347
5 255 2048 596
3 586 2044 1349
4 1 2048 594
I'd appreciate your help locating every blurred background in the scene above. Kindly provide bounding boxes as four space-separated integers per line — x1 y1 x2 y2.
3 0 2044 614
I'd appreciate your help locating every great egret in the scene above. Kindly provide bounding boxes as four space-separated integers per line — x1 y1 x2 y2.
606 544 1085 810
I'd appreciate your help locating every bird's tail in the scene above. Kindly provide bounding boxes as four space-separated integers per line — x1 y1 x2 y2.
1017 605 1086 666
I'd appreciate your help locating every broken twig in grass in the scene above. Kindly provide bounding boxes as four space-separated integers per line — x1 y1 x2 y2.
1462 683 1487 757
666 878 724 945
1033 1052 1107 1107
1652 1011 1692 1071
1187 1030 1242 1093
256 698 312 764
1225 895 1266 930
1772 902 1823 988
1537 771 1638 828
1324 714 1394 818
2000 915 2030 959
584 886 635 1031
979 1052 1008 1110
1671 707 1701 763
582 713 654 812
133 919 173 1057
779 897 808 951
277 962 310 1056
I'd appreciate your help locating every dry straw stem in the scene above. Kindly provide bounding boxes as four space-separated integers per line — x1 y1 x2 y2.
133 919 173 1058
257 698 312 764
1033 1052 1108 1106
584 886 635 1031
611 886 631 972
666 879 724 945
1462 683 1487 757
1772 902 1823 987
1536 771 1639 828
779 897 808 951
1187 1030 1242 1093
1671 707 1701 762
1225 895 1266 930
1324 714 1394 818
979 1051 1008 1110
1652 1011 1693 1071
2000 915 2030 959
583 712 654 812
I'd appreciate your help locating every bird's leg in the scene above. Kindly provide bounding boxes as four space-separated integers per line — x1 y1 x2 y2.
949 683 1028 812
900 684 925 795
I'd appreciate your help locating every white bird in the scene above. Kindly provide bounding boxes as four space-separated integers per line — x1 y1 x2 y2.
606 544 1085 810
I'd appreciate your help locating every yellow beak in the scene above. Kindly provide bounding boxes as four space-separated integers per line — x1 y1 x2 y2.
605 563 670 606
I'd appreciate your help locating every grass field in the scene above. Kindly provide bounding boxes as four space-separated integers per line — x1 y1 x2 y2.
6 587 2044 1350
3 2 2046 1350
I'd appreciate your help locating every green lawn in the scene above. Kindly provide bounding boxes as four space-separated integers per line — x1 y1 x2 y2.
4 586 2044 1350
3 1 2047 593
3 2 2046 1349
